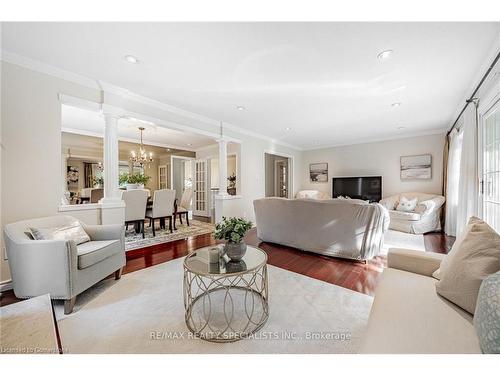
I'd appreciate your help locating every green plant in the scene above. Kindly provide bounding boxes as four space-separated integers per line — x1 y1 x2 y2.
214 217 252 244
119 172 151 185
227 173 237 189
93 176 104 186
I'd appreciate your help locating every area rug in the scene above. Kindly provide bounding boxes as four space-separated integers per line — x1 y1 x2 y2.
125 220 215 251
381 229 425 254
54 258 373 354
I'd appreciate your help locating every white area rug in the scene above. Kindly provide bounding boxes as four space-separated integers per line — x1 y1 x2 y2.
381 229 425 255
54 258 373 354
125 220 214 251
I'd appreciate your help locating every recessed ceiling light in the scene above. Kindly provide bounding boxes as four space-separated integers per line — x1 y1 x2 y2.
391 102 402 108
187 143 192 146
124 55 139 64
397 126 406 130
285 127 292 131
377 50 393 59
236 106 245 111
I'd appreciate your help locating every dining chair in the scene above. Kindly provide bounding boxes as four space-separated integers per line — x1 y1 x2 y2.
174 188 193 227
122 189 149 238
145 189 176 236
90 188 104 203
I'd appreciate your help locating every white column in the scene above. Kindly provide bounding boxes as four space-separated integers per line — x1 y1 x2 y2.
101 113 121 203
61 153 70 202
218 139 228 196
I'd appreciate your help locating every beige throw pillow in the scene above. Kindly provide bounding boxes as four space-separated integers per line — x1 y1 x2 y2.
29 220 90 245
434 216 500 314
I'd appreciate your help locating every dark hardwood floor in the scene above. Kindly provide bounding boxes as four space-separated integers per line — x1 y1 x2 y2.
0 226 454 307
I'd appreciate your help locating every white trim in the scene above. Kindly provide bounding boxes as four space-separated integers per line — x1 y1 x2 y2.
303 128 448 151
58 94 102 112
61 126 200 152
214 194 242 200
3 50 297 150
1 50 100 90
0 280 13 292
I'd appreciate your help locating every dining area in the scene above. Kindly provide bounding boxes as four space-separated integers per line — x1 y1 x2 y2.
122 188 193 238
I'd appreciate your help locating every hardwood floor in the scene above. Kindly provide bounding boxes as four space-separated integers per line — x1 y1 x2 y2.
0 227 454 307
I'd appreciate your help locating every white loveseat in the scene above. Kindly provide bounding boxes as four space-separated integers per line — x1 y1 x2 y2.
359 248 481 353
295 190 331 200
379 192 445 234
253 197 389 260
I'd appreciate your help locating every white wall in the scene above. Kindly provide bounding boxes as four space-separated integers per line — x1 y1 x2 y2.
300 133 445 198
0 61 302 284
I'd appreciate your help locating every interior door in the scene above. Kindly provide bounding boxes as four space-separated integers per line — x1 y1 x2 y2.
480 101 500 232
193 159 209 217
275 160 288 198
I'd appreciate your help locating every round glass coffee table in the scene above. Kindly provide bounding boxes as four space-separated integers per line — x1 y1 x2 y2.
183 245 269 342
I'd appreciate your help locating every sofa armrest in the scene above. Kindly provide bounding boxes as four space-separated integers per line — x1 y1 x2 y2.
5 239 78 299
379 196 398 210
417 196 445 216
83 224 125 242
387 248 444 277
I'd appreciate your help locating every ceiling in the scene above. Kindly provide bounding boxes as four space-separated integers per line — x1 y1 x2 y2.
3 22 500 149
62 105 216 151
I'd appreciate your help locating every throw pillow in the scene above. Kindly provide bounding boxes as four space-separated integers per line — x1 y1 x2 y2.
396 196 418 212
434 216 500 314
29 220 90 245
474 272 500 354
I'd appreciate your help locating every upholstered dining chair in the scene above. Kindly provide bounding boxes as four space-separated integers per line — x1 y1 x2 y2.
90 188 104 203
3 215 125 314
174 188 193 227
122 189 149 238
145 189 176 236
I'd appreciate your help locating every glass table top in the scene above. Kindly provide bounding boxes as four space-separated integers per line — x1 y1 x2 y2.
184 245 267 276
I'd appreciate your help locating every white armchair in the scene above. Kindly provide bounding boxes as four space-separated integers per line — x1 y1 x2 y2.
4 215 125 314
379 192 445 234
295 190 331 200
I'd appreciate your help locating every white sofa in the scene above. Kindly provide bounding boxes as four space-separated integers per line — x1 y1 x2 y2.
253 197 389 260
295 190 331 200
359 248 481 353
379 192 445 234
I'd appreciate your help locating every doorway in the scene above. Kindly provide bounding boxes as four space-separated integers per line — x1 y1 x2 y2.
265 152 291 198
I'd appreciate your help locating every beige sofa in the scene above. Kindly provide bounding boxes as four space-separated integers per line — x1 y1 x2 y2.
379 192 445 234
359 248 481 353
253 197 389 260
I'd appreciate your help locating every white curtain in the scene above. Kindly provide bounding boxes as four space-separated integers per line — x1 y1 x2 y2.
456 104 479 236
444 128 463 236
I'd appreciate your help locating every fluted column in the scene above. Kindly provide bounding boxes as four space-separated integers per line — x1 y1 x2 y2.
101 113 121 203
218 139 228 196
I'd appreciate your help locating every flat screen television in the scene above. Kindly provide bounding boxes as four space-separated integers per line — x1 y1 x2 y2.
332 176 382 202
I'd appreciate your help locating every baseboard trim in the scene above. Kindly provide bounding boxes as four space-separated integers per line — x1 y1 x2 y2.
0 280 13 292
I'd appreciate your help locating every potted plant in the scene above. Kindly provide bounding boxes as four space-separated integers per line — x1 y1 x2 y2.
214 217 253 261
120 172 151 190
227 173 237 195
93 176 104 188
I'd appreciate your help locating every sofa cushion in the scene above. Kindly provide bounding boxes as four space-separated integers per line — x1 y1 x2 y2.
359 268 481 353
474 272 500 353
396 196 418 212
434 217 500 314
77 240 122 269
389 210 421 221
29 220 90 245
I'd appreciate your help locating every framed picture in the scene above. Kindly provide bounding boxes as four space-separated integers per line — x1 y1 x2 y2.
400 154 432 180
309 163 328 183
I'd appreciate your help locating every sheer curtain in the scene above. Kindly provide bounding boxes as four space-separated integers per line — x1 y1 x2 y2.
444 128 463 236
456 103 479 236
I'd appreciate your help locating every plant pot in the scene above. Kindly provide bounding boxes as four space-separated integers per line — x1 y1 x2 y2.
224 241 247 262
126 183 144 190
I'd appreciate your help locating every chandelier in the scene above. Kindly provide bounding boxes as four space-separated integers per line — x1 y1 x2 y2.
130 127 153 168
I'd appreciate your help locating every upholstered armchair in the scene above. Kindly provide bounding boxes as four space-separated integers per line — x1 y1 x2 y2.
379 192 445 234
295 190 331 200
4 215 125 314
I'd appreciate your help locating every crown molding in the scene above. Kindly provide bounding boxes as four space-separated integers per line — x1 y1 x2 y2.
302 128 448 152
2 49 302 151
